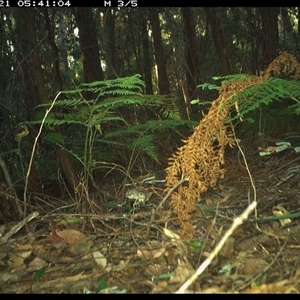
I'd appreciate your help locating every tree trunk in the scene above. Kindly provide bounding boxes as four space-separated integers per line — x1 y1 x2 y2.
149 8 170 95
163 8 190 119
102 8 118 79
181 7 201 99
204 7 231 75
14 8 47 114
140 9 153 94
43 8 63 91
74 7 104 84
13 8 44 200
43 8 80 194
259 7 279 68
281 8 298 59
57 10 70 75
244 8 261 74
298 7 300 36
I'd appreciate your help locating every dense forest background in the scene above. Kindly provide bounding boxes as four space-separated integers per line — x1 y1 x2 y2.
0 7 300 221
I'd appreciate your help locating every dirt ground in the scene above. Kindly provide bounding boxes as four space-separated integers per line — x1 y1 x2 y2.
1 143 300 294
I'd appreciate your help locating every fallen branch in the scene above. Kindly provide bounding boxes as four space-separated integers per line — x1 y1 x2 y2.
0 211 39 244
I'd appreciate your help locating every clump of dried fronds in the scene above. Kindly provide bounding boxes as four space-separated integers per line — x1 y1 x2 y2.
165 51 300 237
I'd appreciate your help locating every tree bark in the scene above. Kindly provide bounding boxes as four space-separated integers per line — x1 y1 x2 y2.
57 9 70 75
102 8 118 79
281 8 298 59
140 9 153 94
163 8 189 119
74 8 104 84
13 8 44 199
43 8 80 194
14 8 47 114
181 7 200 99
259 7 279 68
149 8 171 95
298 7 300 36
43 8 63 91
204 7 231 75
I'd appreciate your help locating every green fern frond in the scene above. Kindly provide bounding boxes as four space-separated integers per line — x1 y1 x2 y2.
99 89 142 96
37 76 144 122
97 96 142 108
144 119 197 132
30 115 86 126
36 98 85 108
103 119 197 139
287 102 300 115
26 74 195 177
213 73 250 83
138 95 181 120
130 134 157 158
79 74 144 94
221 77 300 121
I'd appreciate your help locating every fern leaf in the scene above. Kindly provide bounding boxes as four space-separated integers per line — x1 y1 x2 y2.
130 135 157 158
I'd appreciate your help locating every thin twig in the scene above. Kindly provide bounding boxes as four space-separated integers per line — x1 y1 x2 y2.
176 201 256 293
0 211 39 244
23 92 61 229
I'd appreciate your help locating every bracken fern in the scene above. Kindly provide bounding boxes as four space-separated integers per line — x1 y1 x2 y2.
27 74 196 184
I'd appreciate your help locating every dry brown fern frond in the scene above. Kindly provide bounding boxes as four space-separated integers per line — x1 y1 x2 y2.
165 51 300 237
264 51 300 79
165 92 235 237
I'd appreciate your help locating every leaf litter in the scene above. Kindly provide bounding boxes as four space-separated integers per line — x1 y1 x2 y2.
1 148 300 293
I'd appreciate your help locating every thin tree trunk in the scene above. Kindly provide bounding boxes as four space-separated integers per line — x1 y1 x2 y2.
140 9 153 94
43 8 63 91
57 10 70 74
163 8 190 119
281 8 298 59
43 8 80 194
102 8 118 79
298 7 300 36
149 8 170 95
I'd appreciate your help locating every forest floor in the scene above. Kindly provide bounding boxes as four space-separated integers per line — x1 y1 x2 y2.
1 141 300 293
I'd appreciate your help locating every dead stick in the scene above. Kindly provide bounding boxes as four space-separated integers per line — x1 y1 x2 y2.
0 211 39 244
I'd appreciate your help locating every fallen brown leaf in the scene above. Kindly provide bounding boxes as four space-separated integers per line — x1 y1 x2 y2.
137 247 166 260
